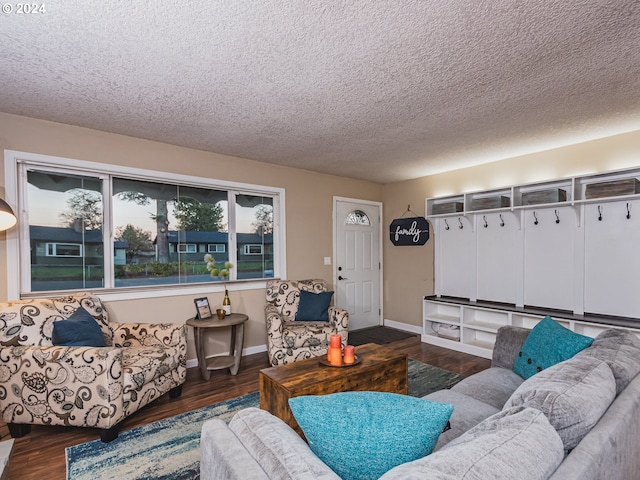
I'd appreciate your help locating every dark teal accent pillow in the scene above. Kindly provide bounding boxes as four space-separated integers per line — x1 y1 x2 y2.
288 392 453 480
513 316 593 379
52 306 106 347
295 290 333 321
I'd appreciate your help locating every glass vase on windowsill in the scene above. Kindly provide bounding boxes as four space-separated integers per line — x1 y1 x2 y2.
204 254 234 315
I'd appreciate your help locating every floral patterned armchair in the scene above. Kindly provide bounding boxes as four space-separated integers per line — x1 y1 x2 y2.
265 279 349 366
0 292 187 442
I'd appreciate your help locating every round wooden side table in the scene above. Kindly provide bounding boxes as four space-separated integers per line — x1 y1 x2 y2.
186 313 248 381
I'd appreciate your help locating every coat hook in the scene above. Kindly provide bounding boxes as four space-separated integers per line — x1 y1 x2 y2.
458 218 464 229
499 214 505 227
627 203 631 220
555 210 560 224
598 205 603 221
483 215 488 228
533 211 538 225
444 219 450 230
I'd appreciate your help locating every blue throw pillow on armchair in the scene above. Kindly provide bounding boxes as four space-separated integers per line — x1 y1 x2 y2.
52 306 106 347
289 391 453 480
295 290 334 321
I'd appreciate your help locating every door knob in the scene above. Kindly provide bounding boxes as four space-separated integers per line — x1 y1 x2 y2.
338 275 348 280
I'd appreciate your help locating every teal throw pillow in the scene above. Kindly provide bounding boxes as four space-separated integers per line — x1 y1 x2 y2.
295 290 334 321
52 306 106 347
513 316 593 379
288 391 453 480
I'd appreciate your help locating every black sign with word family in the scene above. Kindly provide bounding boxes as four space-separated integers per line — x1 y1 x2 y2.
389 217 430 246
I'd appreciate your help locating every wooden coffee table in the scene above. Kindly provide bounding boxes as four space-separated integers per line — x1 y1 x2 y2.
259 343 408 436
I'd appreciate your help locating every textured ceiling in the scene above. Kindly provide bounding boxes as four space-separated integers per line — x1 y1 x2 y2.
1 1 640 183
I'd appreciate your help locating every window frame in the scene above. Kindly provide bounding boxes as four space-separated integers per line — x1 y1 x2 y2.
45 242 83 257
243 244 264 255
4 150 287 301
207 244 226 253
177 243 197 254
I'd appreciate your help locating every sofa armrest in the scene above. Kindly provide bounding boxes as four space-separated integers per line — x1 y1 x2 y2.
0 345 125 429
328 306 348 330
201 418 269 480
111 322 187 348
228 408 341 479
548 372 640 480
491 325 530 370
265 304 286 348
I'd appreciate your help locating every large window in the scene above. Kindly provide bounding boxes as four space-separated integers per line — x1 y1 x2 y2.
6 152 284 297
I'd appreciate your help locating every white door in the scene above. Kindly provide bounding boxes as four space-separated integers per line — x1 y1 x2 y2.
334 198 382 331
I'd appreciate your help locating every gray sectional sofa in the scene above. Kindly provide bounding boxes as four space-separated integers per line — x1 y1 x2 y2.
200 325 640 479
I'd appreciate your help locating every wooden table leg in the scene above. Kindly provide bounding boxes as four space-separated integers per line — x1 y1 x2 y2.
194 326 211 381
230 322 244 375
229 324 237 357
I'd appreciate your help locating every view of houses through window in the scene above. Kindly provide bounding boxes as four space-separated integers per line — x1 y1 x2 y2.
23 164 277 293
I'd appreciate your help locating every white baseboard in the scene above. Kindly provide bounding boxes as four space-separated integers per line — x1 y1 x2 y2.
186 343 268 370
187 358 198 369
383 319 423 335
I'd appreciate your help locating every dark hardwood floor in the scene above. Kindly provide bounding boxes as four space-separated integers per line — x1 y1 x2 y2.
4 337 490 479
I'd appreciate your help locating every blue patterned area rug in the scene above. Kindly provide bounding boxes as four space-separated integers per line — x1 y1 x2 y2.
66 360 464 480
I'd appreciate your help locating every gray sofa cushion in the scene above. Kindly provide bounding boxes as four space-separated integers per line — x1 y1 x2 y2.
450 367 524 409
228 407 341 480
378 406 564 480
424 389 500 450
504 355 616 450
574 328 640 395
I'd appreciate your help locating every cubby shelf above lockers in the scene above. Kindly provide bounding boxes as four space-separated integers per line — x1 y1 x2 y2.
427 181 574 218
426 167 640 218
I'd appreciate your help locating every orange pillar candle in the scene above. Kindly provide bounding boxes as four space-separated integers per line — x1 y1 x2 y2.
329 346 343 366
330 334 342 349
343 345 355 364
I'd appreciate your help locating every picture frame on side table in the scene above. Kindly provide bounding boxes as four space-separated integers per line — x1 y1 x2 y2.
194 297 213 320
